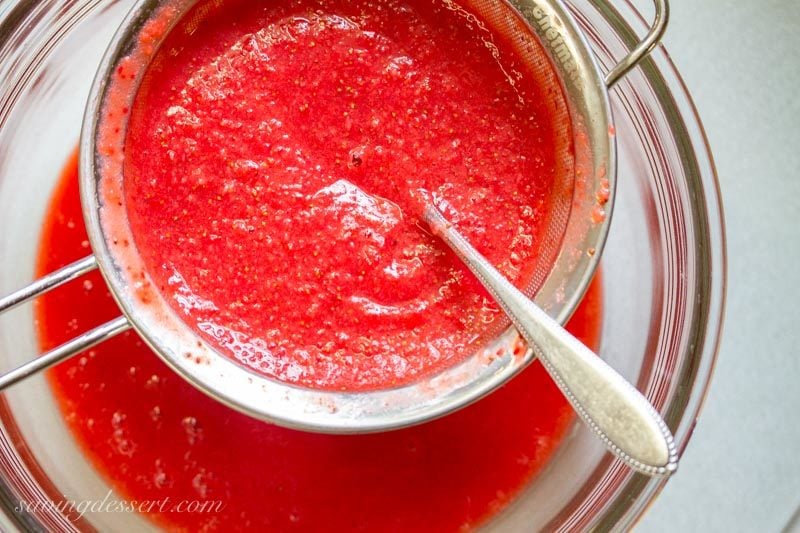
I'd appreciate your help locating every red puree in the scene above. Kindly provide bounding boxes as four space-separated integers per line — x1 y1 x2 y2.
39 152 602 531
122 0 571 390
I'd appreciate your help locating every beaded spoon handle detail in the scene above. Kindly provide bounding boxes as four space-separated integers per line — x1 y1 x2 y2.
422 203 678 476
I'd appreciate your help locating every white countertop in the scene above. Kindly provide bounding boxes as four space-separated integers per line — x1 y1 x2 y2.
628 0 800 531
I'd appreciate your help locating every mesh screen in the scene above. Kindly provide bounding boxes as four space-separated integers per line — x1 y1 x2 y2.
440 0 576 338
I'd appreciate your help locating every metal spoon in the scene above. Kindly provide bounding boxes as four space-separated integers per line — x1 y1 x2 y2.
422 203 678 476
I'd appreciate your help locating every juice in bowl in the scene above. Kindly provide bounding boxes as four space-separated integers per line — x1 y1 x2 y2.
0 0 724 530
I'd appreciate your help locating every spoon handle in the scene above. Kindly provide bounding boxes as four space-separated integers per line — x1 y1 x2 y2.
424 205 678 476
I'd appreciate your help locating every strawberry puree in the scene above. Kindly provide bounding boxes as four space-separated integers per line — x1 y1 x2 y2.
121 0 572 390
38 151 602 532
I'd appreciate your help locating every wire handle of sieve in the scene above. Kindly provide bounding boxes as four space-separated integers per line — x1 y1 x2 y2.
605 0 669 87
0 255 131 390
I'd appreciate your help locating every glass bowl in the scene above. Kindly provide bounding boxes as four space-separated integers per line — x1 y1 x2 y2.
0 0 725 530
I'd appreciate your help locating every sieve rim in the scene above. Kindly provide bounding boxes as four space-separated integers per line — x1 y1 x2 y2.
78 0 615 433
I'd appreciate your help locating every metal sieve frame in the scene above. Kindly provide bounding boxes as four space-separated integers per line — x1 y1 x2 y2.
0 0 668 433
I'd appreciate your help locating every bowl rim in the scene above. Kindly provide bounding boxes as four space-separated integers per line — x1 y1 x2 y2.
0 0 726 529
545 0 726 529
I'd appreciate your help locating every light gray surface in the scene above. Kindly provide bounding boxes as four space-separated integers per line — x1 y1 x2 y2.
628 0 800 531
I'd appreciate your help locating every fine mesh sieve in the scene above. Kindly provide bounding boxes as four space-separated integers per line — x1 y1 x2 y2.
0 0 669 454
